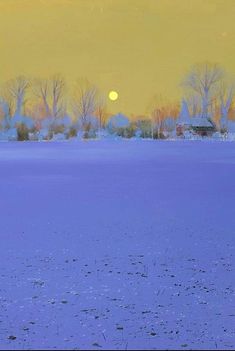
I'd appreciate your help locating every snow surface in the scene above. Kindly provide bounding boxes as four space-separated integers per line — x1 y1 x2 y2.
0 140 235 350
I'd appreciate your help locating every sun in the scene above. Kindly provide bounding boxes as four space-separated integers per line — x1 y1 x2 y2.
109 90 119 101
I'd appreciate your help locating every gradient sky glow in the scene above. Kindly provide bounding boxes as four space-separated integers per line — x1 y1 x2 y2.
0 0 235 114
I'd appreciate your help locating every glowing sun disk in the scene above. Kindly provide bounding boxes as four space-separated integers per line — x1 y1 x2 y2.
109 90 119 101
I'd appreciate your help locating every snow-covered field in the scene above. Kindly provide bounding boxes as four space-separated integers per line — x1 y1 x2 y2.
0 140 235 350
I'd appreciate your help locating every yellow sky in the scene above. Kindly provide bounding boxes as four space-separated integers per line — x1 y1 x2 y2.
0 0 235 115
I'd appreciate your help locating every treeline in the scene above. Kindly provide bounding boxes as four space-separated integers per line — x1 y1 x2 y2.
0 62 235 141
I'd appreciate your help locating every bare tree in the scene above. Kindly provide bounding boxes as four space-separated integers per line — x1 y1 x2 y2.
183 62 224 118
95 96 107 130
51 75 66 118
72 79 98 129
4 76 30 117
1 90 14 117
148 95 179 138
219 80 234 130
0 97 10 119
33 79 51 117
33 75 66 119
148 95 164 138
185 93 201 116
151 107 165 138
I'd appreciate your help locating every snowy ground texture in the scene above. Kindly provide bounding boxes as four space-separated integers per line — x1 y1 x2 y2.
0 140 235 350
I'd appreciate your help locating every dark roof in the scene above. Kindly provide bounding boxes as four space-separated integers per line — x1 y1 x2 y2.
191 117 215 128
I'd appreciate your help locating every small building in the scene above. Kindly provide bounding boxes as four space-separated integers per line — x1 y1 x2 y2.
191 117 216 136
177 99 217 136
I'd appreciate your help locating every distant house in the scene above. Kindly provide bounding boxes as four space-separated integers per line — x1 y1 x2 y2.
177 115 216 137
176 100 217 136
190 117 216 136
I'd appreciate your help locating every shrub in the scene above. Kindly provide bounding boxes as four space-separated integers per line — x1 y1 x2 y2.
66 126 77 139
106 113 130 132
51 124 65 135
82 122 97 139
116 124 136 138
17 123 29 141
153 131 166 139
136 120 152 138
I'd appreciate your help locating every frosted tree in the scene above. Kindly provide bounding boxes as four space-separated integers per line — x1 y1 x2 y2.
95 96 107 130
163 116 176 132
0 98 10 118
219 81 234 131
183 63 223 118
185 94 201 117
4 76 30 117
178 99 191 123
148 95 165 138
148 95 179 138
33 79 51 117
51 75 66 118
72 79 98 130
33 75 66 119
0 97 11 129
